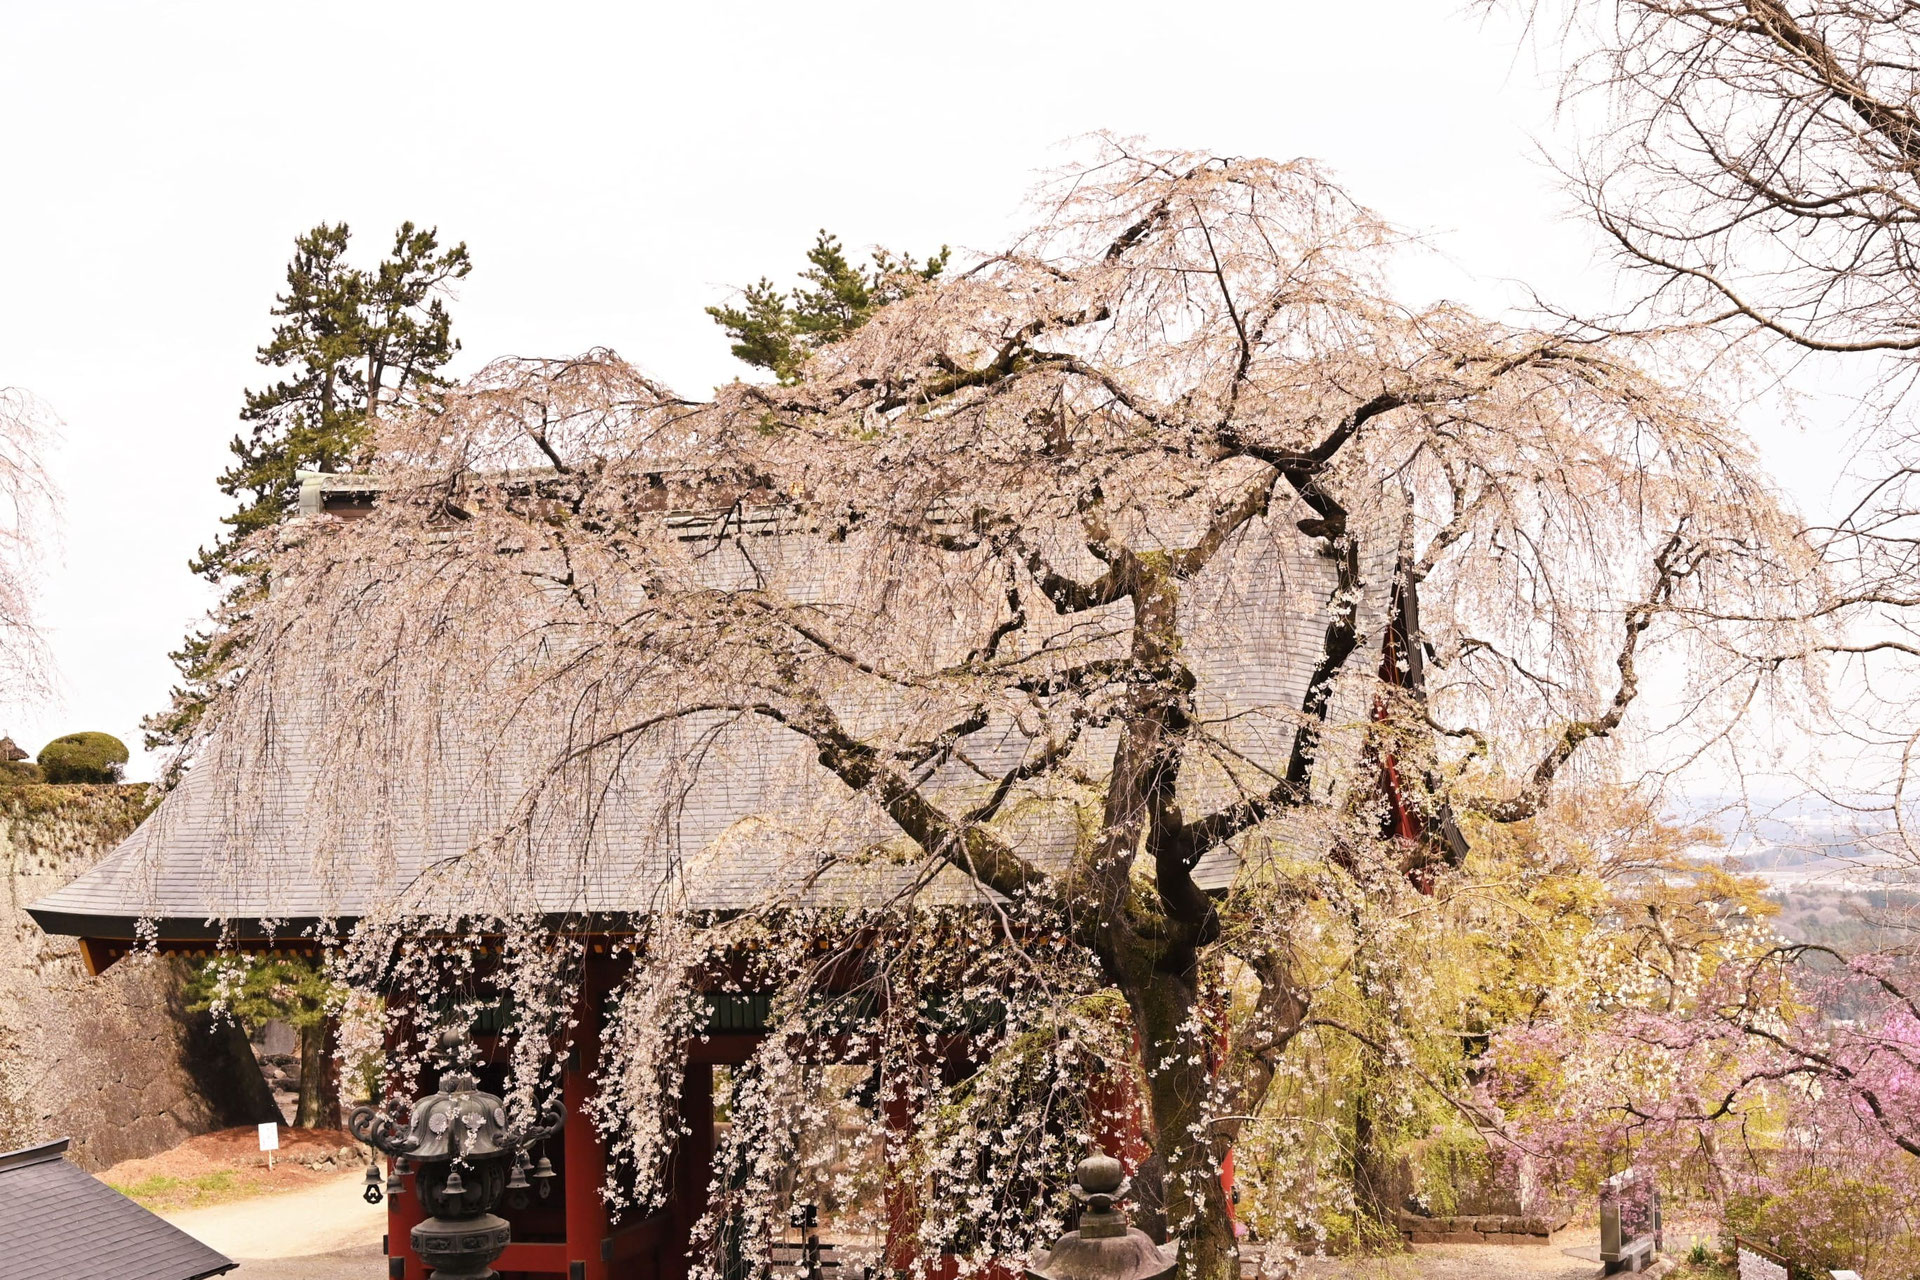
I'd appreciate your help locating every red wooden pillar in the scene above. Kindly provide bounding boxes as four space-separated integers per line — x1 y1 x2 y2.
565 961 613 1280
388 1152 427 1279
1087 1057 1151 1171
664 1060 714 1280
381 1005 428 1280
882 1067 921 1273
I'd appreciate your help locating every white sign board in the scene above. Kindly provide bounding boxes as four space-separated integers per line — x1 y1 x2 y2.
257 1121 279 1151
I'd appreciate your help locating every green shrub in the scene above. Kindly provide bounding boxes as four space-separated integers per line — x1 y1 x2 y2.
0 759 42 784
36 732 128 784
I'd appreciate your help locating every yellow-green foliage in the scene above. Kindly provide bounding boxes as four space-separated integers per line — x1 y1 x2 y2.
1457 789 1785 1198
1725 1167 1919 1279
1412 1132 1493 1218
105 1169 283 1214
1226 786 1781 1249
0 780 151 823
0 782 153 884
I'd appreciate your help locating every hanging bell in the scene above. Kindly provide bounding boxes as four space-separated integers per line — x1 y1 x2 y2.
362 1164 384 1205
443 1167 467 1198
506 1151 530 1191
532 1154 555 1199
385 1165 405 1199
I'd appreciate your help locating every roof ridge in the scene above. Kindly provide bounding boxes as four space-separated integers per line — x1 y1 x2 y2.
0 1137 70 1173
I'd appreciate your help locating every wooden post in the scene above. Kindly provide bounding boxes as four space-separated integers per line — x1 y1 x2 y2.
882 1065 921 1274
665 1060 715 1280
388 1153 427 1280
381 1006 428 1280
564 960 612 1280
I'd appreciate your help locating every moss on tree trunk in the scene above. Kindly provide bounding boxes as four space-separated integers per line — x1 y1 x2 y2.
1121 962 1239 1280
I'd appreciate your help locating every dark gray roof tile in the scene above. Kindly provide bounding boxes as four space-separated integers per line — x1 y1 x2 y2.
33 503 1400 937
0 1139 235 1280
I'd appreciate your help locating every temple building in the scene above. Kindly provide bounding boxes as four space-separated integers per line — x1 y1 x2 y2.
28 474 1454 1280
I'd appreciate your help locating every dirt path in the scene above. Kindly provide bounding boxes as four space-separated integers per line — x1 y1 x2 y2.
159 1193 1635 1280
221 1244 385 1280
1292 1247 1600 1279
1281 1229 1613 1279
100 1126 365 1214
161 1171 385 1260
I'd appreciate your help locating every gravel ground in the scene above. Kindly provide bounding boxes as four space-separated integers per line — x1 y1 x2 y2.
154 1186 1665 1280
207 1241 1632 1280
215 1242 1635 1280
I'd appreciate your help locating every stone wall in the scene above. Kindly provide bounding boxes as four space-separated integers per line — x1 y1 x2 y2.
0 783 279 1168
1389 1207 1572 1246
1382 1138 1571 1247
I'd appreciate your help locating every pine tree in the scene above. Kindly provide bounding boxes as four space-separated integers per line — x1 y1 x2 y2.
185 954 345 1128
707 230 947 383
147 223 469 749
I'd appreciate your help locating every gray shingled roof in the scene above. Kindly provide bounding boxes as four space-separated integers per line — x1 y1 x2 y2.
0 1139 235 1280
32 498 1399 940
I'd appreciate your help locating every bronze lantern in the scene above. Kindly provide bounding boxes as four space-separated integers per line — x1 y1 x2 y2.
349 1026 563 1280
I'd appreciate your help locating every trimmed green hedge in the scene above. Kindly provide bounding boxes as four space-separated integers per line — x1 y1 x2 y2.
36 732 129 784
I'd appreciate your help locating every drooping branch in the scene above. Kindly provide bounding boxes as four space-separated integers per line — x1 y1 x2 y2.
1167 497 1363 858
1475 525 1697 823
582 692 1062 907
1411 450 1495 583
1744 0 1920 169
963 724 1086 826
1172 469 1277 578
1593 208 1920 354
1214 946 1312 1146
784 701 1058 903
1546 0 1920 355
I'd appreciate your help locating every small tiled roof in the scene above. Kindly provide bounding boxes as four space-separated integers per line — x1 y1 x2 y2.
31 498 1398 941
0 1139 235 1280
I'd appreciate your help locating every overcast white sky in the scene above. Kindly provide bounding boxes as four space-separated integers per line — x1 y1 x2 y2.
0 1 1850 780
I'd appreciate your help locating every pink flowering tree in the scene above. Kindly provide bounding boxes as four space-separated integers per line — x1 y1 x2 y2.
177 141 1815 1278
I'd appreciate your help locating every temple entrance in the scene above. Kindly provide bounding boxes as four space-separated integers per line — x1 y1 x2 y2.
706 1062 888 1280
380 965 1010 1280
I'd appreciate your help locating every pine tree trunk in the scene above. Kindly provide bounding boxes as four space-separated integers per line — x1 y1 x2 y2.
293 1017 340 1129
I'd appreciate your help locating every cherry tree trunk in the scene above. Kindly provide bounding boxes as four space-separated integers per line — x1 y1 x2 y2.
1123 962 1237 1280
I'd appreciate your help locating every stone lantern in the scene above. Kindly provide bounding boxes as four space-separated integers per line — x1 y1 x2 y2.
349 1026 564 1280
1027 1152 1179 1280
